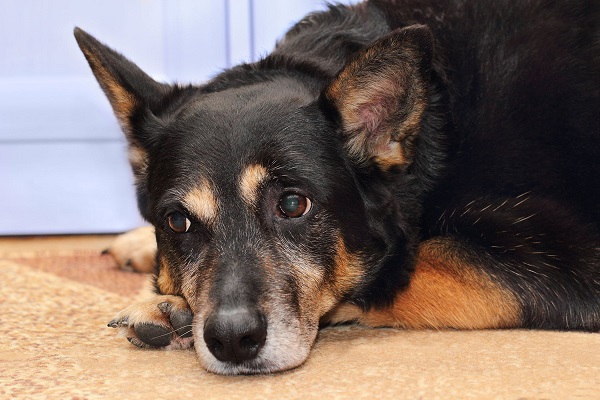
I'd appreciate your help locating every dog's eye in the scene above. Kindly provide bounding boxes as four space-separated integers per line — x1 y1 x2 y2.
279 193 311 218
167 211 191 233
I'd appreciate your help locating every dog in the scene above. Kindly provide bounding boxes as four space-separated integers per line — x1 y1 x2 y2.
74 0 600 375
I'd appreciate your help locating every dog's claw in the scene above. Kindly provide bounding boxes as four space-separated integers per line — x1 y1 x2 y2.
101 248 110 255
108 317 128 328
119 259 134 272
128 336 151 349
158 301 172 314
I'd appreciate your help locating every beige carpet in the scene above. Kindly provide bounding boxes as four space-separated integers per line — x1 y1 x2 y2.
1 237 599 399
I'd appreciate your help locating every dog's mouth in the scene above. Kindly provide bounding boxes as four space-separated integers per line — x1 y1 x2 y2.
192 306 319 375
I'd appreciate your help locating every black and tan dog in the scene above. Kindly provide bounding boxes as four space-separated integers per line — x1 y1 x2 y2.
75 0 600 374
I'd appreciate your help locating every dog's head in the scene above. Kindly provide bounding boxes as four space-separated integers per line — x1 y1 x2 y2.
75 24 441 374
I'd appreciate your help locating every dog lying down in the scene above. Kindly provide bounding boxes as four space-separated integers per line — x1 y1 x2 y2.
75 0 600 375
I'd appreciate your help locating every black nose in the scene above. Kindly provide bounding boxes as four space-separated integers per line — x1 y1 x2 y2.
203 308 267 363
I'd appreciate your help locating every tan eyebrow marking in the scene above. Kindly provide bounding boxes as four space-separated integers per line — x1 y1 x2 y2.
239 164 269 208
183 179 218 224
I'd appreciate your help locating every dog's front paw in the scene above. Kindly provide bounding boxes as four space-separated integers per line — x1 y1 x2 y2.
109 295 194 350
102 226 157 273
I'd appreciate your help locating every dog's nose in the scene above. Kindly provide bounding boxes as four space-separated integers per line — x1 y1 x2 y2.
203 308 267 363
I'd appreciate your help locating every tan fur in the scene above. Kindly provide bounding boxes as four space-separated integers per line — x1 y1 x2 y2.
128 146 149 177
183 179 219 225
239 164 269 208
80 48 137 133
112 295 188 327
325 238 522 329
156 255 179 296
104 226 156 273
330 238 365 295
314 238 366 316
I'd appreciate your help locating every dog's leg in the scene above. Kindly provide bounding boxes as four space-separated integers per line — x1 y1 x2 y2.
102 226 157 273
105 227 194 349
368 237 522 329
326 237 522 329
108 295 194 349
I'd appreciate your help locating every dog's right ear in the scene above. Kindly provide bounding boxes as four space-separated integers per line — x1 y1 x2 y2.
74 27 169 218
74 28 168 137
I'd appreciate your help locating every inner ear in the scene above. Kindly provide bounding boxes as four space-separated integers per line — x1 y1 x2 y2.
324 25 434 171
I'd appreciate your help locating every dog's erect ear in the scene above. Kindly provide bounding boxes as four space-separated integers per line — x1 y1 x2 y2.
75 27 170 218
324 25 433 171
74 28 168 136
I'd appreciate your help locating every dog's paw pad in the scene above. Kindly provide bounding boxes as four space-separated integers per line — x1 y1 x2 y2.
107 316 128 328
134 323 173 347
159 302 194 338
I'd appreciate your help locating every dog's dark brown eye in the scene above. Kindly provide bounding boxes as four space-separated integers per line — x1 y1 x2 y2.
168 211 191 233
279 194 311 218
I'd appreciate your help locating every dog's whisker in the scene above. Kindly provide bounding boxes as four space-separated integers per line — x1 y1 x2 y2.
149 330 176 341
178 329 194 337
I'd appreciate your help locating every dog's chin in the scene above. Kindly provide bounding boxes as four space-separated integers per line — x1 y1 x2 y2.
193 314 318 375
196 346 312 375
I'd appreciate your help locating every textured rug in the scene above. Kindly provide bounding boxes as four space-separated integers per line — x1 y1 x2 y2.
1 244 599 399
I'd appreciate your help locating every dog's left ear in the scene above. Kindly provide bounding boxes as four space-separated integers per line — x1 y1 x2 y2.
324 25 433 171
